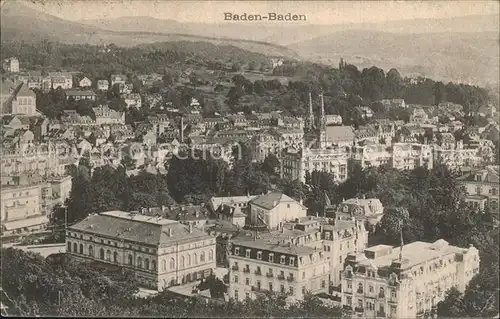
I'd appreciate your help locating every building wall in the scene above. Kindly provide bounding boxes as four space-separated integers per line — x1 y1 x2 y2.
1 184 42 222
65 229 216 290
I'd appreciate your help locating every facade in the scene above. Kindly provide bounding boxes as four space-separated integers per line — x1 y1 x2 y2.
228 233 330 301
49 72 73 89
248 192 307 229
93 105 125 125
0 183 49 235
227 216 368 301
341 240 480 318
3 57 20 73
351 144 392 169
65 90 97 101
66 211 217 290
457 166 499 211
124 93 142 108
97 80 109 91
391 143 434 171
79 77 92 88
355 106 374 119
282 147 349 183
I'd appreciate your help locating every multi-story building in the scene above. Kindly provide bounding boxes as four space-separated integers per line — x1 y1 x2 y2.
49 72 73 89
341 240 479 318
0 183 49 235
282 147 349 183
78 77 92 88
97 80 109 91
228 232 330 301
247 192 307 229
65 90 97 101
66 211 217 290
93 105 125 125
457 165 499 211
350 144 392 169
2 57 19 73
433 140 493 170
227 216 368 301
391 143 433 171
249 133 281 163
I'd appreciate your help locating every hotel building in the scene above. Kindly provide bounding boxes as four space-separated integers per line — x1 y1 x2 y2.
227 216 368 301
341 240 480 318
66 211 216 290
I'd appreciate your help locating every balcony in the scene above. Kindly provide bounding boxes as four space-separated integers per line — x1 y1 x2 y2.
332 295 342 302
254 269 262 275
251 286 262 292
277 274 285 280
376 312 386 318
266 273 274 278
355 307 364 313
357 289 364 294
378 293 386 299
343 305 352 311
243 268 250 273
286 276 295 282
231 265 239 271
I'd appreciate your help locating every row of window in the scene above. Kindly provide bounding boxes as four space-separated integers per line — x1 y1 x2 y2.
233 263 326 279
67 241 214 270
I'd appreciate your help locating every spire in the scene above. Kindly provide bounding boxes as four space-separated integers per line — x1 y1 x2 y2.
308 91 314 130
398 220 404 262
319 90 326 130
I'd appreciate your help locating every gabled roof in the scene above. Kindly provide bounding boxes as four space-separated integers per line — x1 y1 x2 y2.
249 192 299 210
326 126 355 143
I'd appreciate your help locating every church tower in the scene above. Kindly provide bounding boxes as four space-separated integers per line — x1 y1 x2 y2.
307 91 314 131
318 91 327 149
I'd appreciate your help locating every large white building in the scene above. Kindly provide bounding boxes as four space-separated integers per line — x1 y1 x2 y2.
457 165 499 211
341 240 479 318
227 216 368 301
248 192 307 229
66 211 217 290
282 147 349 183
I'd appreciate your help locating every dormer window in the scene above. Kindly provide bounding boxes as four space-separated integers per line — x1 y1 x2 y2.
280 256 286 264
325 232 331 240
289 257 295 266
235 247 240 255
245 249 251 258
257 251 262 260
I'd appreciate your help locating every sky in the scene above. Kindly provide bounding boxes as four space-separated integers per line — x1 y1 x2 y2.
21 0 500 24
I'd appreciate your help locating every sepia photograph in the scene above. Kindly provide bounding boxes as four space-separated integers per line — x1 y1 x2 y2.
0 0 499 317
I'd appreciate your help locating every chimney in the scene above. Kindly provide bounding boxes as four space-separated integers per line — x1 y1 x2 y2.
189 223 193 233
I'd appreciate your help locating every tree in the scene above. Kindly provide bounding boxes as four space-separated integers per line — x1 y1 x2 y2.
262 154 280 175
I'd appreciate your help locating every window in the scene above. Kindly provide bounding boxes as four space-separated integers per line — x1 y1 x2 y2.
256 280 261 289
269 282 273 291
289 286 294 294
194 253 198 265
257 251 262 260
347 296 352 305
269 254 274 262
106 250 111 261
280 285 285 293
358 283 364 293
67 242 72 252
200 251 205 262
181 256 185 268
152 261 156 270
379 287 385 298
170 258 175 270
145 259 150 270
73 243 77 253
245 249 251 258
161 259 166 271
347 282 352 289
321 280 326 288
87 245 94 257
302 271 305 279
289 257 295 265
302 286 306 295
234 290 239 301
187 254 191 266
99 248 105 259
235 247 240 255
369 285 374 293
137 257 142 268
246 292 250 299
280 256 286 264
209 249 214 261
128 254 133 265
339 255 343 264
246 278 250 285
234 275 239 283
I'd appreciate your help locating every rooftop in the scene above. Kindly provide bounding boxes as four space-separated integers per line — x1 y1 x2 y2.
68 211 212 247
249 192 299 210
